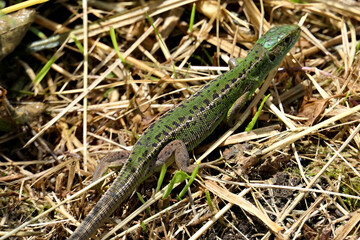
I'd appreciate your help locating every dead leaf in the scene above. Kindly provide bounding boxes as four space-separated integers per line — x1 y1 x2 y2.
297 96 330 126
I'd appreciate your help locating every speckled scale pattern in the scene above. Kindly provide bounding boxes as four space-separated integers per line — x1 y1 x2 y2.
69 25 300 240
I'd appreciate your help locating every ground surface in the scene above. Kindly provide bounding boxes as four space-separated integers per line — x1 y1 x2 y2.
1 0 360 239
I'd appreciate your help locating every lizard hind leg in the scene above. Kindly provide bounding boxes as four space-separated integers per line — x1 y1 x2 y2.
154 140 198 174
92 151 130 182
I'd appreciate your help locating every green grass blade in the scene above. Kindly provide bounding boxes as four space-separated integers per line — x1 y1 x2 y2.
178 165 198 200
189 3 196 33
34 55 58 85
141 221 147 231
145 12 165 48
205 190 214 212
72 35 84 54
163 171 189 199
28 26 47 40
110 28 126 63
136 192 150 214
157 164 167 193
245 94 270 132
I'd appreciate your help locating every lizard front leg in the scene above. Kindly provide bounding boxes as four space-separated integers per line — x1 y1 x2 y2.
226 91 250 127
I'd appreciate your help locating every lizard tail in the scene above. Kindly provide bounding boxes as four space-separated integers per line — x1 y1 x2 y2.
69 164 145 240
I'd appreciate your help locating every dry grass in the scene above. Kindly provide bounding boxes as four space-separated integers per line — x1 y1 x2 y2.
1 0 360 239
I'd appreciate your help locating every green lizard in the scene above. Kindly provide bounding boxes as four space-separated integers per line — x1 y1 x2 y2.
69 25 300 239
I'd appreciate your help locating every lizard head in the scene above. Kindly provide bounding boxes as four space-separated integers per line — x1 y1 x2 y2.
255 25 301 68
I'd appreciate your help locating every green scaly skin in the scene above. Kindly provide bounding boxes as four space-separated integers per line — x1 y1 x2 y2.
69 25 300 239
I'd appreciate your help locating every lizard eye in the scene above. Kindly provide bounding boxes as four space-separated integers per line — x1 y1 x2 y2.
284 36 291 44
268 53 276 62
